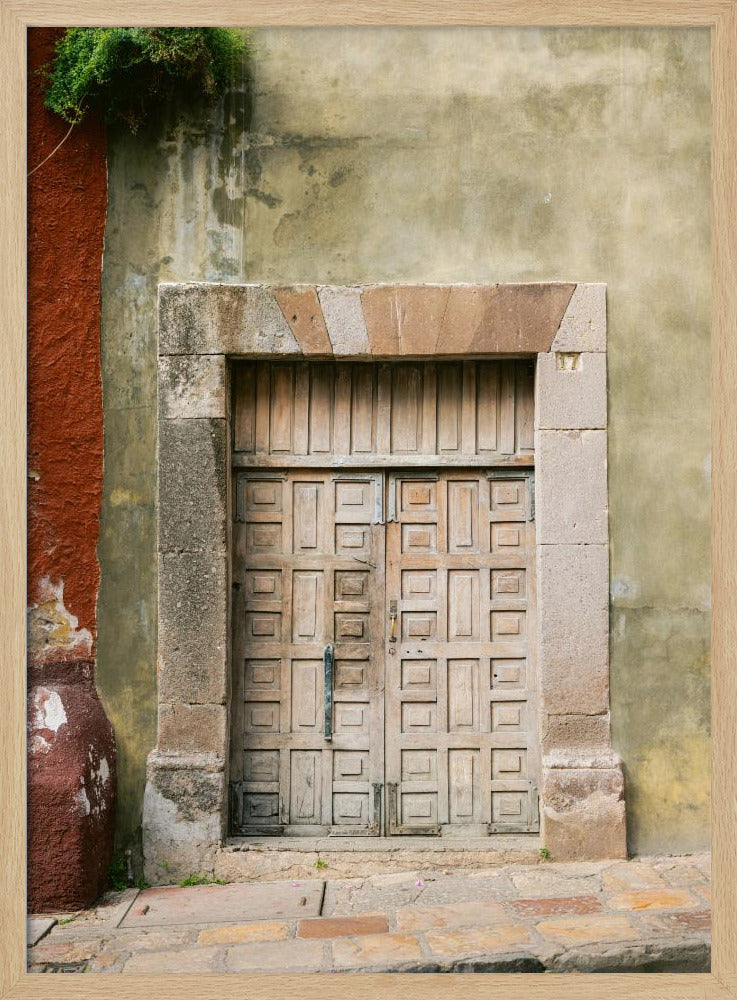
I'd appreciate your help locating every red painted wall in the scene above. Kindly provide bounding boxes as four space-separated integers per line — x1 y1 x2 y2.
27 29 116 911
27 27 106 656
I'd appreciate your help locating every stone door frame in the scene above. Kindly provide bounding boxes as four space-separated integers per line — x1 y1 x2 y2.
143 281 626 880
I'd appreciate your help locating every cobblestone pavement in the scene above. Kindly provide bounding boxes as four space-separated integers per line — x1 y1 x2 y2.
27 853 710 974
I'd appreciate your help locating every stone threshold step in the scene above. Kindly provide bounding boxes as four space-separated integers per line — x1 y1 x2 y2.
225 835 541 853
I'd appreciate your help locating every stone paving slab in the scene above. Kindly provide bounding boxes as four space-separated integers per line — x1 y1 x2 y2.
27 917 56 947
28 852 710 974
120 879 325 928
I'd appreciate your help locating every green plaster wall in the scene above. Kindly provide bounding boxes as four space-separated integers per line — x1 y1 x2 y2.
98 27 710 859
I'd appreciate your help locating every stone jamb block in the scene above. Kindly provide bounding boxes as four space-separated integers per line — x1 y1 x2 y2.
142 751 226 882
158 418 228 553
535 351 607 430
158 702 228 756
540 763 627 861
535 429 608 544
538 543 609 716
158 550 229 712
158 354 227 420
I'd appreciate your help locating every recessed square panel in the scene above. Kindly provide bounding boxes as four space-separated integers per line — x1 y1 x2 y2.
492 658 527 689
491 569 526 600
490 480 527 518
401 792 438 826
244 702 280 733
400 480 437 512
401 750 437 780
334 660 367 688
243 793 279 823
401 702 437 733
335 525 370 555
492 791 529 828
335 480 373 522
491 701 526 733
333 793 369 825
490 522 524 553
335 613 369 642
245 570 282 602
401 659 437 693
491 610 526 641
333 751 369 779
335 571 369 601
244 659 280 691
246 612 282 641
246 523 282 554
243 749 280 783
401 612 437 640
492 749 527 779
334 703 368 733
245 479 283 513
401 570 437 600
401 524 437 554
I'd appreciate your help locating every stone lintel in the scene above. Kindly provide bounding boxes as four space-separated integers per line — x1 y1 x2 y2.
159 282 578 359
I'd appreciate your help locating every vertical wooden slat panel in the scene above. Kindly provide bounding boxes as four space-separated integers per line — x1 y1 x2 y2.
255 363 271 453
376 363 392 454
352 364 375 454
461 361 476 456
515 360 535 452
293 362 310 456
391 364 422 453
233 364 256 453
499 361 516 455
309 362 333 454
270 364 294 453
476 362 499 453
421 361 437 455
437 363 461 453
237 360 535 463
334 363 352 456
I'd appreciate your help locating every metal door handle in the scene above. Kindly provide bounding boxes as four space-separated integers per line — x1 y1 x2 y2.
389 600 397 642
323 643 333 741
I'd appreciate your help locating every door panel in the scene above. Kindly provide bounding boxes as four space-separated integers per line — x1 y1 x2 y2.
385 471 539 835
230 471 385 836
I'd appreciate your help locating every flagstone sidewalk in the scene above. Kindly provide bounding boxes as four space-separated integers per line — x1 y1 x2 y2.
27 852 710 974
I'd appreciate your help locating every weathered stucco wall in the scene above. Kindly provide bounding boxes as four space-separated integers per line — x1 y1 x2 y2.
98 27 710 858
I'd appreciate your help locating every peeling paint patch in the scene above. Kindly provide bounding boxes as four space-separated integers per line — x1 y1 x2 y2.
75 785 91 816
27 577 93 663
29 687 67 755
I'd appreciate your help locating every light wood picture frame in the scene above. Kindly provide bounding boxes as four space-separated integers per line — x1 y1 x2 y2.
1 2 734 997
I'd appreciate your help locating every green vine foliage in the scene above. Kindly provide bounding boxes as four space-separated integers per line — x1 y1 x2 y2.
43 27 248 132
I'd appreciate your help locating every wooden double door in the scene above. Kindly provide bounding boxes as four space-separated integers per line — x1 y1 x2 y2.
230 468 538 837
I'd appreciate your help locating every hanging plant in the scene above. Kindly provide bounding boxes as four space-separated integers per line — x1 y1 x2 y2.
42 27 249 133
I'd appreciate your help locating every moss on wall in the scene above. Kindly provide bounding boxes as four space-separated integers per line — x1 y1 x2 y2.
98 27 710 859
